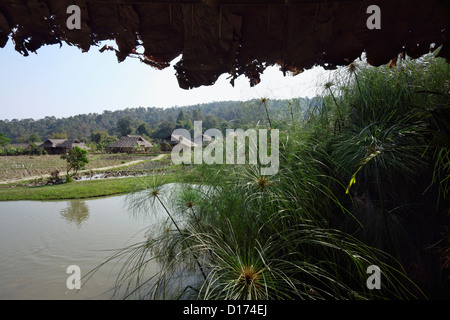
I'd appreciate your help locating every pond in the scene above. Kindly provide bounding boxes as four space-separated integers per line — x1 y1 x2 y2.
0 191 167 300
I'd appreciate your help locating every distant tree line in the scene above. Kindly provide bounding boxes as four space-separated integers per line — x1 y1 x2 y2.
0 97 321 152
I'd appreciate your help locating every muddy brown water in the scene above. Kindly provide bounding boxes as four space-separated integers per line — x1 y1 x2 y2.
0 191 169 300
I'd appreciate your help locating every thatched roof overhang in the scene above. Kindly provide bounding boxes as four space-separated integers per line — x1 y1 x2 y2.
0 0 448 89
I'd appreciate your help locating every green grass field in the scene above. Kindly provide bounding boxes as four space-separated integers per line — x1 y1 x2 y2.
0 152 202 201
0 166 201 201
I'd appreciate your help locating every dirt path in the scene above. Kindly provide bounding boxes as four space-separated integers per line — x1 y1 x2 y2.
0 154 166 185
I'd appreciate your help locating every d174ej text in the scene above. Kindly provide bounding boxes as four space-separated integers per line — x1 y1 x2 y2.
183 304 267 317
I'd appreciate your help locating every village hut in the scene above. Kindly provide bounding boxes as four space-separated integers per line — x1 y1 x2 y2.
39 139 89 155
106 135 153 153
160 134 198 151
194 133 214 147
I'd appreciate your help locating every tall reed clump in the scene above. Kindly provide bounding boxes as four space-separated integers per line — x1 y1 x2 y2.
326 51 449 297
109 164 418 300
93 52 448 300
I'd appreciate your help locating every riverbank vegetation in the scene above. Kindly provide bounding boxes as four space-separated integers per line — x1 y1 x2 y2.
0 154 197 200
0 170 201 201
94 52 449 300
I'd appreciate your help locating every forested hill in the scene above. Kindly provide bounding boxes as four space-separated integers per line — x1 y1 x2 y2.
0 97 322 143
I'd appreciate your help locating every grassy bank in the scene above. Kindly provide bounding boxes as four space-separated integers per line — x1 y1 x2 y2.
0 165 201 201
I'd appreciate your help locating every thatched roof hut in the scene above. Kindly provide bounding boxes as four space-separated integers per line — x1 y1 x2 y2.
161 133 198 151
194 133 214 146
40 139 67 148
0 1 447 89
106 135 153 153
39 139 89 154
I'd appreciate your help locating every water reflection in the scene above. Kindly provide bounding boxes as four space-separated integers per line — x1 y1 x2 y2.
60 200 90 227
0 194 163 299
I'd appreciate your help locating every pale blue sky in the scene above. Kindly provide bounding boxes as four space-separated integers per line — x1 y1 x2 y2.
0 39 330 120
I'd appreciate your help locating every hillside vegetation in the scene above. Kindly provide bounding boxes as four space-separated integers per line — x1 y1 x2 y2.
0 98 321 145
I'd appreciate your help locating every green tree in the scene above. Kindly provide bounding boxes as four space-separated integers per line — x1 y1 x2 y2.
192 108 203 121
91 131 118 151
176 110 186 123
27 134 41 143
0 133 11 147
152 121 175 139
203 114 220 129
50 132 68 139
103 135 118 145
61 146 89 178
175 110 189 129
117 117 133 136
136 123 150 136
91 131 108 144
